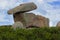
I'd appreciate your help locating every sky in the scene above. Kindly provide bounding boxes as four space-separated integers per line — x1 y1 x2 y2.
0 0 60 26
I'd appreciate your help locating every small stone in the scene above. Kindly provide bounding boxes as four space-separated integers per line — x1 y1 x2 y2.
12 21 25 29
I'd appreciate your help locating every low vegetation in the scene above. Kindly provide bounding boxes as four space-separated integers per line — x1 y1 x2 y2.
0 26 60 40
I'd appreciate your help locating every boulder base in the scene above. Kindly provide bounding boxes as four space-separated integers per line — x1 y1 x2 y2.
13 13 49 28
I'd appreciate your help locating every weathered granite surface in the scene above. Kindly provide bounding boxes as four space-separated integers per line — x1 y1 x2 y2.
8 2 37 14
8 2 49 28
13 13 49 28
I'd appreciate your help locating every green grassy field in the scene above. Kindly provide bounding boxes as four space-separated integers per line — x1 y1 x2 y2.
0 26 60 40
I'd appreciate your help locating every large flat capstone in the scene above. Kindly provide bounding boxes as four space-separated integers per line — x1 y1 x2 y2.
8 2 37 14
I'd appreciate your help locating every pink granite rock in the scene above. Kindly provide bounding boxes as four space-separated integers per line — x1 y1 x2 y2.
56 21 60 27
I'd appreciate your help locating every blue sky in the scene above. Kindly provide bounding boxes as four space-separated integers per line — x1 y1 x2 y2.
0 0 60 26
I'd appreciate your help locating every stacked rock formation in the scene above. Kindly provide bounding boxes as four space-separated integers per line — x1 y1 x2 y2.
8 2 49 28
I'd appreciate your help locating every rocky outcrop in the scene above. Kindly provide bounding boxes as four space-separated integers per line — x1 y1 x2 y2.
8 2 49 28
56 21 60 27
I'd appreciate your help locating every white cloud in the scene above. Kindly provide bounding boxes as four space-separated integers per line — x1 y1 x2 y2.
36 0 44 3
0 0 23 25
0 14 9 22
45 0 58 2
0 1 8 9
0 0 23 9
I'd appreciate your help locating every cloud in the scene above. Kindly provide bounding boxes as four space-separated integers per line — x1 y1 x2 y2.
0 1 8 9
0 0 23 25
48 1 60 9
0 0 23 9
45 0 58 2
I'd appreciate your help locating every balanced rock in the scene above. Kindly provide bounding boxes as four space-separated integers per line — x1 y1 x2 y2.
8 2 37 14
56 21 60 27
8 2 49 28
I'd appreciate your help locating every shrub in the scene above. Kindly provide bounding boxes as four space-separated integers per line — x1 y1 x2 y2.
0 26 60 40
